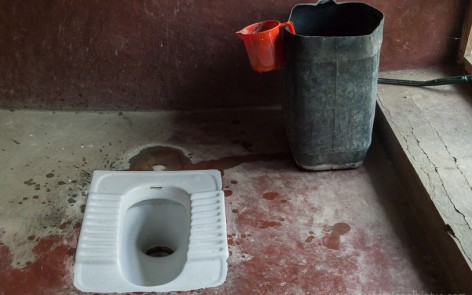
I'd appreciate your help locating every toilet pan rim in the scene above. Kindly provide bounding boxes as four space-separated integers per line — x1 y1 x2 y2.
118 185 192 287
119 184 192 213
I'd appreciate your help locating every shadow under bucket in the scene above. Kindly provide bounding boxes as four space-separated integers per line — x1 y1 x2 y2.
283 0 384 170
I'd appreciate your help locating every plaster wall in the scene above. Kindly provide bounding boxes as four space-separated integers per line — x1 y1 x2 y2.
0 0 466 110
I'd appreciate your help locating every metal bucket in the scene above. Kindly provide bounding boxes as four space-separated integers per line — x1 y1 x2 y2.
283 0 384 170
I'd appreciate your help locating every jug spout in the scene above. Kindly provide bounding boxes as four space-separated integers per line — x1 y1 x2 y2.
235 30 246 40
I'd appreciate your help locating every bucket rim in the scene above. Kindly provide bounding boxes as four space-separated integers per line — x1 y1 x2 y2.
286 1 384 38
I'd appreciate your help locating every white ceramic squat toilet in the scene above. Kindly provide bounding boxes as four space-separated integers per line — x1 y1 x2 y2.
74 170 228 293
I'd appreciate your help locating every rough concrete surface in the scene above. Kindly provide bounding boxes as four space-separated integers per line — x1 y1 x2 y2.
0 108 447 294
377 67 472 276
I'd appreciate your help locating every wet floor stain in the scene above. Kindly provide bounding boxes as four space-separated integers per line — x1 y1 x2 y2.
128 146 191 171
322 223 351 250
23 179 35 186
0 231 78 294
19 171 86 237
257 220 282 229
263 192 279 201
128 145 289 175
305 235 315 243
23 179 41 191
227 233 236 246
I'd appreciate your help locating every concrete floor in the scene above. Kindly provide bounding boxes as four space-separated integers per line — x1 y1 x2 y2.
0 108 446 294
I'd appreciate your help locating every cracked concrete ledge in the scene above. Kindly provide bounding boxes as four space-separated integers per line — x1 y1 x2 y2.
376 66 472 294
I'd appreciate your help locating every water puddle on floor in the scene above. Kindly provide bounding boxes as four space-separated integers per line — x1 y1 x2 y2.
127 145 289 175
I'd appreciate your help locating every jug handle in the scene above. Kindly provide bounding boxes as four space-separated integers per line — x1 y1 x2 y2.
317 0 336 4
281 21 296 34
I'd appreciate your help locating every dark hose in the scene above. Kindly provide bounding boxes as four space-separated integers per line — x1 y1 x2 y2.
377 75 472 87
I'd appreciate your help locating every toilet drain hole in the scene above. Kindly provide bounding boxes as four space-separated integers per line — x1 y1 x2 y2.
144 245 175 257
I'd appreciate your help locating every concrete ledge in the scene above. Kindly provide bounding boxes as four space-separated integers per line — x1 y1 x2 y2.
375 67 472 294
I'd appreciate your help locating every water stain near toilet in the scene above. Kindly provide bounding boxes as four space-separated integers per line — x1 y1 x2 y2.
128 146 191 171
128 145 289 175
322 223 351 250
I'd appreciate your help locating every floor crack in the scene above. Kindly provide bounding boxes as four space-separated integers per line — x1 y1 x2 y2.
448 226 472 264
438 174 472 231
407 97 472 231
381 95 472 232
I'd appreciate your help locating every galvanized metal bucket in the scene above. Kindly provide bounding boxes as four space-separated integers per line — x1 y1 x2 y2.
283 0 384 170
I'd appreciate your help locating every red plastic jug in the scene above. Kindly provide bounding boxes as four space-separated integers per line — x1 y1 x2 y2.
236 20 296 73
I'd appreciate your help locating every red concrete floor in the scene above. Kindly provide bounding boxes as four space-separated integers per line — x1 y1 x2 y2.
0 108 446 294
